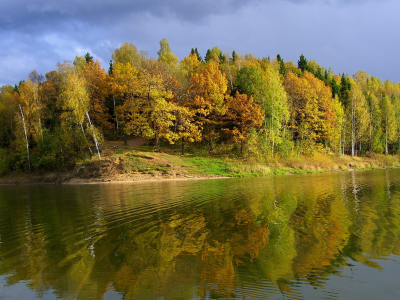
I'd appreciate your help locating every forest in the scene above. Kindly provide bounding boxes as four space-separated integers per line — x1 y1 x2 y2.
1 38 400 174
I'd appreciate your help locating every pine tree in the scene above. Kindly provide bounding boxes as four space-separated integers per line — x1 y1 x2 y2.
232 50 237 62
324 70 328 85
277 54 286 76
108 60 113 76
190 48 202 62
298 54 308 72
331 78 341 101
340 73 351 105
84 52 93 63
194 48 202 62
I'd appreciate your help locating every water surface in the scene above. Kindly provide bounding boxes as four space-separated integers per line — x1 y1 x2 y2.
0 169 400 299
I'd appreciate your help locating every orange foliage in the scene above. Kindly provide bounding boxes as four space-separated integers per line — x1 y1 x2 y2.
223 92 263 153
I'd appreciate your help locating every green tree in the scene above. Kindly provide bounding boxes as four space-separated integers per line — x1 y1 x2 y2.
204 47 223 63
277 54 286 77
190 48 203 62
84 52 94 63
381 95 396 154
347 82 369 156
331 77 341 101
366 94 383 154
261 67 289 155
340 73 352 105
157 38 179 73
298 54 308 72
111 42 144 69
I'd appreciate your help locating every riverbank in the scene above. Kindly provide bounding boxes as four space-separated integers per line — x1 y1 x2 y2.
1 139 399 185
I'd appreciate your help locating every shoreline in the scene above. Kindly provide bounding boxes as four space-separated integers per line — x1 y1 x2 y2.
0 165 394 186
63 176 232 185
1 140 399 186
0 171 232 186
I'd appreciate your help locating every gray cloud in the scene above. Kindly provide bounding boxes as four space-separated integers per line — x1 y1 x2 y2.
1 0 378 31
0 0 398 86
1 0 261 30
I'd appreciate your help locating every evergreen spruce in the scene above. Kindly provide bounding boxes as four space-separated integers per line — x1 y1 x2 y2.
190 48 202 62
277 54 286 76
331 77 341 101
84 52 93 63
324 69 328 85
298 54 308 72
108 60 113 75
232 50 237 62
340 73 351 103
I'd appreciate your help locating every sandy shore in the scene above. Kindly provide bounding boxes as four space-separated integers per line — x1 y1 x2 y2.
0 171 231 186
64 175 231 185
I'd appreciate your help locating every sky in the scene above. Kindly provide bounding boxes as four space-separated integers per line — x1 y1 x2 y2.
0 0 399 86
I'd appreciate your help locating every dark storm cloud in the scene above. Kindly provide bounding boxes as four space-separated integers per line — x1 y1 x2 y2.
0 0 398 86
1 0 261 30
0 0 376 31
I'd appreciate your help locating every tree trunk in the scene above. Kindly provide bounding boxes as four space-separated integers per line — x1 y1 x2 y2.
385 114 388 155
181 138 185 155
85 111 101 160
80 123 93 156
113 94 119 133
156 137 160 152
19 104 31 172
352 114 355 157
124 133 127 145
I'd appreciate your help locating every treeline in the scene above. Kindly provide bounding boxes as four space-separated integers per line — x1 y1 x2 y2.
1 38 400 174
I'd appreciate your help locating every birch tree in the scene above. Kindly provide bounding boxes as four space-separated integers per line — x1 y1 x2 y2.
381 95 396 154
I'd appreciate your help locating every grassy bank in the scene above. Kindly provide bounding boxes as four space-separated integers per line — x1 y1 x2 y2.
1 140 399 185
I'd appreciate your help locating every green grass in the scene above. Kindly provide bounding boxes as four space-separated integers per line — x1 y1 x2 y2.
183 157 231 176
180 156 272 177
105 141 400 179
123 155 170 174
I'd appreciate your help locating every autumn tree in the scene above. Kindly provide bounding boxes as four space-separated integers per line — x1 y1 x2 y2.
0 85 17 148
187 62 228 150
284 71 337 154
110 61 139 144
222 92 263 155
190 48 202 62
18 79 44 142
58 62 103 160
173 105 202 155
157 38 179 73
123 59 179 151
220 54 237 92
261 66 290 155
204 47 224 64
346 81 369 156
80 59 113 136
366 94 383 154
176 53 201 94
111 42 145 70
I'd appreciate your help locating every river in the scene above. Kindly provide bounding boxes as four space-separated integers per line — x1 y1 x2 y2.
0 169 399 299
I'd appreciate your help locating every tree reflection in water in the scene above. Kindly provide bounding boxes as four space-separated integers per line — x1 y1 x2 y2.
0 169 400 299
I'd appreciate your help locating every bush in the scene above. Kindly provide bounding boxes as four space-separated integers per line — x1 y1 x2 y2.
0 148 14 175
